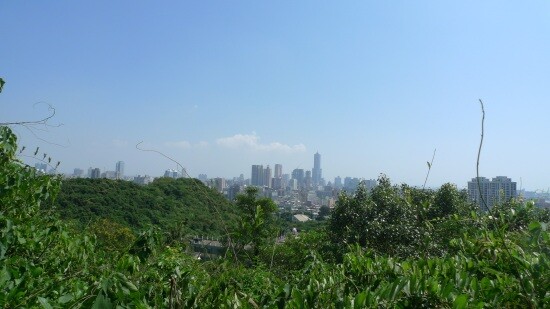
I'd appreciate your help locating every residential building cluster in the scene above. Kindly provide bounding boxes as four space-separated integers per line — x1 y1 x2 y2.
60 160 191 186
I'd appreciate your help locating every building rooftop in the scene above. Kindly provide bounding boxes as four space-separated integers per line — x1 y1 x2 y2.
293 214 311 222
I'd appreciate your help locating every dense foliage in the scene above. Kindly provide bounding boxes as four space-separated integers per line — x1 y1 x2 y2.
329 177 478 259
52 177 241 237
1 109 549 307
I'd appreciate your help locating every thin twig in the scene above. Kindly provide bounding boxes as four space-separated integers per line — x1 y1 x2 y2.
476 99 489 212
21 124 69 148
422 148 436 190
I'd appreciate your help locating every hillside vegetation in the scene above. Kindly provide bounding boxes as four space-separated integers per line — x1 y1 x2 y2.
52 177 240 236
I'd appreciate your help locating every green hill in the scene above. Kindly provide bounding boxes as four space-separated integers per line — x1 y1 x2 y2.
52 177 240 236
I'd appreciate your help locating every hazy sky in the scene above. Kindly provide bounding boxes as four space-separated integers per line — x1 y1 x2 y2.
2 1 549 190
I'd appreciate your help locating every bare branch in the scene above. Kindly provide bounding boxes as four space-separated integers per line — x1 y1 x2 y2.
20 124 70 148
2 102 69 148
0 103 58 127
135 141 186 174
476 99 489 212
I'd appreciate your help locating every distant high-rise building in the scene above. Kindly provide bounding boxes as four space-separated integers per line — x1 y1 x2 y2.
73 168 84 178
115 161 125 179
334 176 342 189
164 169 181 178
212 177 226 193
90 168 101 179
133 175 153 185
264 165 272 188
272 177 283 190
227 184 241 201
198 174 208 184
289 178 298 190
344 177 361 191
468 176 517 209
292 169 305 188
364 179 377 190
274 164 283 179
305 170 312 190
251 165 264 187
271 164 283 189
103 170 117 179
312 152 322 187
282 173 290 189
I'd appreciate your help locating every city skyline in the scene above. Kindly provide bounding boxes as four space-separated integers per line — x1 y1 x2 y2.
60 156 535 193
2 2 550 190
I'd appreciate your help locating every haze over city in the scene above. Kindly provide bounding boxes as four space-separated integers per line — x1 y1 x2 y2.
2 1 549 190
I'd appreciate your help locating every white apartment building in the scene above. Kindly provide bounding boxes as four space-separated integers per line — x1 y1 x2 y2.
467 176 517 209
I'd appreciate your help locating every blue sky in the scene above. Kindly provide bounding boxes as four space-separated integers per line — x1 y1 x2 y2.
1 1 549 189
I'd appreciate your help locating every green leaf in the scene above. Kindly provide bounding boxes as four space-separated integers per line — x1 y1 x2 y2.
38 297 53 309
292 289 305 309
0 267 11 288
100 278 112 293
453 294 468 309
58 294 73 304
528 221 541 232
354 291 367 307
124 280 138 292
92 293 112 309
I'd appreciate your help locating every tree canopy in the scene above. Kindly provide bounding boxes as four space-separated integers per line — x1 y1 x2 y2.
51 177 241 237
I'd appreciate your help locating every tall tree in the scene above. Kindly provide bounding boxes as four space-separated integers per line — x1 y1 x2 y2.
233 187 278 258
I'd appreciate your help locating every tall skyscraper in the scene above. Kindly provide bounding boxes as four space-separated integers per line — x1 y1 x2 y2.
272 164 283 189
468 176 517 209
115 161 125 180
312 152 322 187
251 165 264 187
305 170 312 190
264 165 272 188
292 168 305 188
282 173 290 189
274 164 283 179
